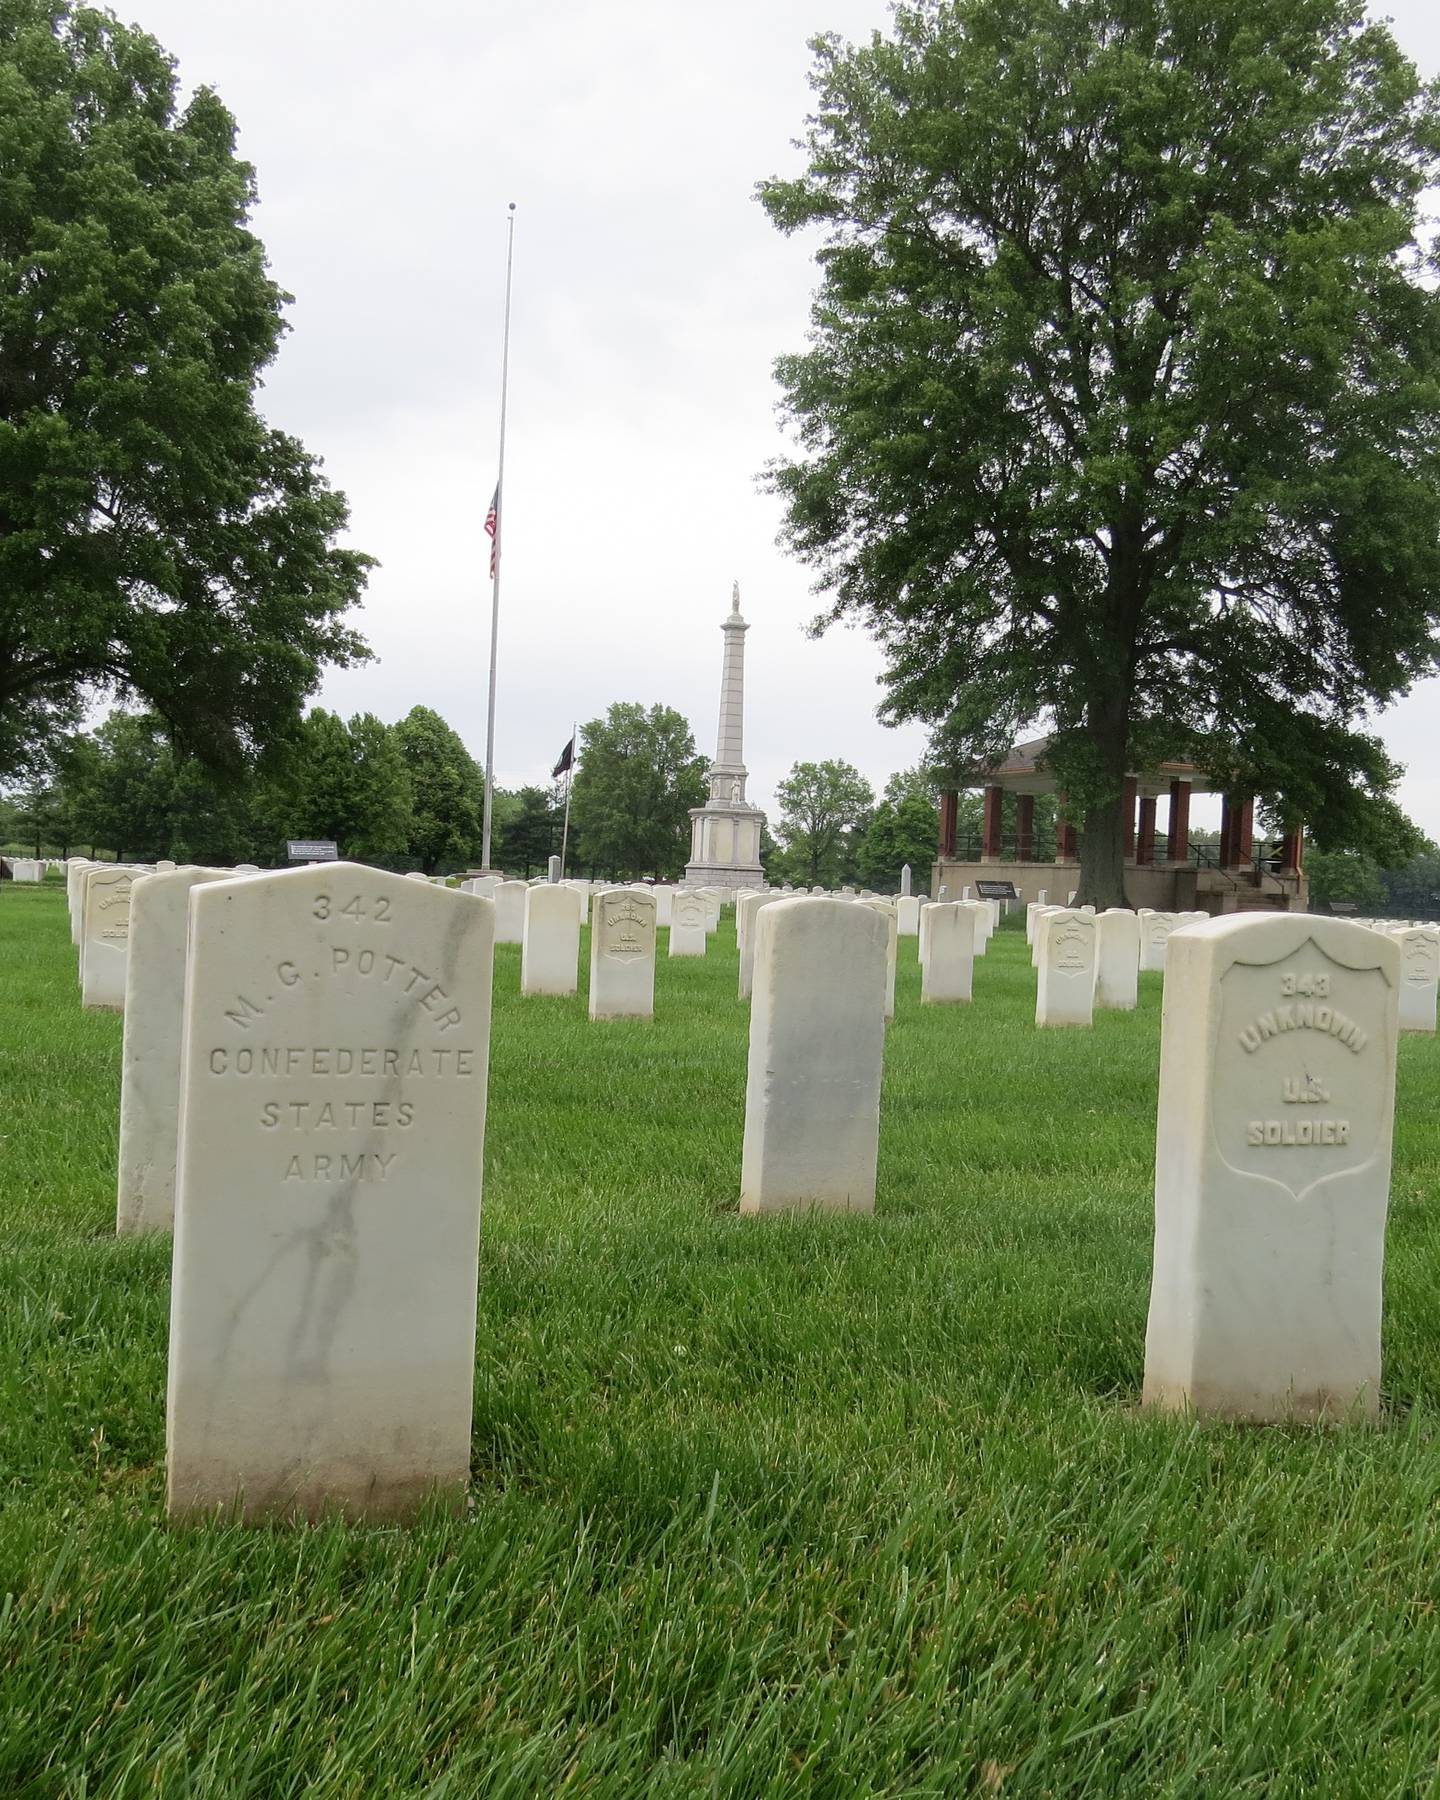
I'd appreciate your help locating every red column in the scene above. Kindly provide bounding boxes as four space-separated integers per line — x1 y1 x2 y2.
939 790 958 860
1279 826 1304 874
1121 776 1138 860
1234 795 1254 869
1057 804 1078 863
981 785 1004 861
1015 793 1035 861
1167 779 1190 864
1136 796 1157 866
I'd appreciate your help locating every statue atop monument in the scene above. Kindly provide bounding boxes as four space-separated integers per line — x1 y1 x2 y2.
684 582 766 890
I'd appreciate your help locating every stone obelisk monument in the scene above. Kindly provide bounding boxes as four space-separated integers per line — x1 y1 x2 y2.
684 583 765 890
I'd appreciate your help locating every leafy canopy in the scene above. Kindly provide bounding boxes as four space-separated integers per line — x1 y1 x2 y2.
762 0 1440 902
773 758 875 887
0 0 371 778
569 702 707 880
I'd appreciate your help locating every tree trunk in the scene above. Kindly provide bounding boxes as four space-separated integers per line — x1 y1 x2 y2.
1075 794 1129 910
1073 696 1132 911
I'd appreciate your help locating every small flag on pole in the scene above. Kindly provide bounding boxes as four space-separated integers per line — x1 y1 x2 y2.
484 483 499 577
551 736 575 779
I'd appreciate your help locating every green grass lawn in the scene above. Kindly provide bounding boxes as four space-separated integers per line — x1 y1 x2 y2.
4 882 1440 1797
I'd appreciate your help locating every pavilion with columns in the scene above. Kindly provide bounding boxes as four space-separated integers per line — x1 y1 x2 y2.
933 736 1307 912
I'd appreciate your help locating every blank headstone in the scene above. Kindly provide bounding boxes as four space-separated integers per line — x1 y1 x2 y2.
899 864 912 897
896 895 920 938
589 888 656 1019
166 865 494 1522
1095 909 1141 1011
738 891 781 1000
117 869 230 1234
1144 915 1399 1421
521 883 581 996
492 879 527 945
921 902 975 1004
740 899 887 1215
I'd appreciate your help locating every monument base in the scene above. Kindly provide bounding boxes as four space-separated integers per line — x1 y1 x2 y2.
683 861 766 892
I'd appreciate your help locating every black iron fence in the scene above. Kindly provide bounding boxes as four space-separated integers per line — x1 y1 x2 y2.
942 832 1295 875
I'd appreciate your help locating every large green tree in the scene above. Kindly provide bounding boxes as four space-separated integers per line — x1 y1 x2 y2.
774 758 874 887
0 0 371 779
392 706 482 875
497 783 562 876
762 0 1440 907
569 703 707 879
261 710 412 865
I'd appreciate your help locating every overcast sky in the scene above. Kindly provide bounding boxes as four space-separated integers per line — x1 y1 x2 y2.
132 0 1440 836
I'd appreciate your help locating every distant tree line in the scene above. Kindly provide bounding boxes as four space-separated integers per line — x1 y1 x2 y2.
0 700 707 880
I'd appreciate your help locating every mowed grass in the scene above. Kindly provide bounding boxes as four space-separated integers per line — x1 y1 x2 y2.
4 885 1440 1797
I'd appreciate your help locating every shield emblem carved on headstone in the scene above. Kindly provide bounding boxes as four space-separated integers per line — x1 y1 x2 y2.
603 899 648 962
1212 942 1390 1200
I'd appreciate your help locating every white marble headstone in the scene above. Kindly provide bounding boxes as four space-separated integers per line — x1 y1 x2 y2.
589 888 656 1019
1144 915 1399 1421
1095 909 1140 1011
669 891 708 957
166 865 495 1521
1393 925 1438 1033
81 865 135 1010
492 879 527 945
1036 910 1096 1027
117 868 231 1234
520 883 581 996
740 899 887 1215
921 902 974 1004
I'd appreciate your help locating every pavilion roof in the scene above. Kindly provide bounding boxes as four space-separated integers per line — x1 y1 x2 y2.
947 734 1222 799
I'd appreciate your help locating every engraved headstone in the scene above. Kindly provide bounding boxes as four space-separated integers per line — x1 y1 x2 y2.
1139 910 1177 973
1393 926 1438 1033
521 883 582 997
1036 910 1096 1028
1144 915 1399 1421
1095 908 1141 1012
589 888 657 1019
117 869 231 1234
81 865 135 1011
740 899 887 1215
921 902 975 1004
166 865 494 1521
669 890 708 957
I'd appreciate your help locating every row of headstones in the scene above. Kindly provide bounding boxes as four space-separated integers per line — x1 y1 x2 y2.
65 867 996 1519
3 857 49 881
1021 902 1440 1034
56 865 1421 1522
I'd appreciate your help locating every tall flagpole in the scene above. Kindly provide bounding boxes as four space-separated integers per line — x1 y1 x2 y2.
481 201 517 872
559 720 576 879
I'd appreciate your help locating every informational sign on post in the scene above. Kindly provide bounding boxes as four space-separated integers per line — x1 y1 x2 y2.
286 840 339 863
975 879 1019 901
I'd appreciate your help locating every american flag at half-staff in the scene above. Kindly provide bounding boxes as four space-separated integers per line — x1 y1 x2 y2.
484 484 499 578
